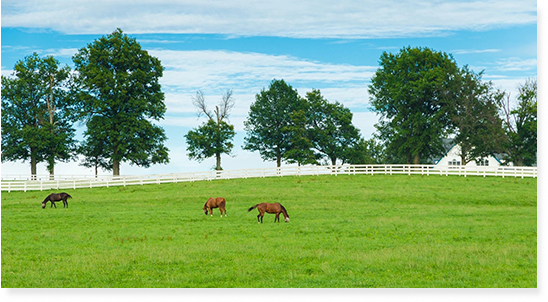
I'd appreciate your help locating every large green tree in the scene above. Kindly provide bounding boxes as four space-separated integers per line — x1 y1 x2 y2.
369 46 459 164
185 90 236 170
498 78 537 166
243 79 306 167
305 89 362 165
1 53 76 177
449 66 506 165
72 29 169 176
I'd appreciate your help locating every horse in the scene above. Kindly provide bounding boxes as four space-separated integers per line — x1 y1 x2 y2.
42 192 72 209
203 197 227 217
248 202 290 223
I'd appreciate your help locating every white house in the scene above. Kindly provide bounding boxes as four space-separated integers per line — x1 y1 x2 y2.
434 143 509 167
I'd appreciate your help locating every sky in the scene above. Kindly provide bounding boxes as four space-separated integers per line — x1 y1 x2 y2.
0 0 540 177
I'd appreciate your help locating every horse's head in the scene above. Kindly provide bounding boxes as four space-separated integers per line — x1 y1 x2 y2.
203 207 208 215
284 217 290 222
41 201 47 209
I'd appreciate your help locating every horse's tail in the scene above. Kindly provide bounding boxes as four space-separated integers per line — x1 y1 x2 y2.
248 204 259 212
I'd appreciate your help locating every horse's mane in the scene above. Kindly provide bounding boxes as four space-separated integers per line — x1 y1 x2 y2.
280 205 289 217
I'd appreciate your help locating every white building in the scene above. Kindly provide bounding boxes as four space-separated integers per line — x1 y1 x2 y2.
434 143 508 167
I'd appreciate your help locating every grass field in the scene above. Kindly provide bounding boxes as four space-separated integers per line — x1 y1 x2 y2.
1 174 537 288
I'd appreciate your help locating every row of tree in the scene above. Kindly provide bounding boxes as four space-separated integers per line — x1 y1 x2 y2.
1 30 537 177
185 47 537 170
185 79 363 170
368 46 537 166
2 29 168 177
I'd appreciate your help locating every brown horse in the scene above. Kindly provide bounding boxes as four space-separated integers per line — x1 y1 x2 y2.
42 192 72 209
248 202 289 223
203 197 227 217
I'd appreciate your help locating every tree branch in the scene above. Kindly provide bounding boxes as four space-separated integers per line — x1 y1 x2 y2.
219 89 235 121
192 90 213 120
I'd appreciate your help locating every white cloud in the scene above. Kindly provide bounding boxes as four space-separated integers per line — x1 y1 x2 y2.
1 0 536 38
452 49 501 55
494 57 537 71
153 49 375 91
154 49 375 119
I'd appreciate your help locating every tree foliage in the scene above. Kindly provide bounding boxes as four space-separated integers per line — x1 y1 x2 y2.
449 66 506 165
1 53 76 177
72 28 169 175
185 90 236 170
369 46 459 164
185 120 235 170
497 78 537 166
243 82 364 167
306 89 362 165
243 79 305 167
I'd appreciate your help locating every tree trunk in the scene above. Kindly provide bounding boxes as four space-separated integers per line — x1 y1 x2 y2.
215 152 222 171
48 157 54 180
30 150 37 180
406 150 412 164
276 154 282 168
113 159 120 176
413 154 420 165
461 154 468 166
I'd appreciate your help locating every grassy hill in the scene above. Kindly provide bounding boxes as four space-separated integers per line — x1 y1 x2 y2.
1 174 537 287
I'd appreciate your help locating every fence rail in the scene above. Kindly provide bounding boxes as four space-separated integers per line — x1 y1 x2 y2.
1 164 537 192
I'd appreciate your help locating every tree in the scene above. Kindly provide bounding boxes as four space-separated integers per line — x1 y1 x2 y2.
449 66 506 165
72 28 169 176
369 46 459 164
77 117 111 177
347 138 385 165
283 109 317 166
243 79 306 167
497 78 537 166
185 90 236 170
305 89 362 165
1 53 76 177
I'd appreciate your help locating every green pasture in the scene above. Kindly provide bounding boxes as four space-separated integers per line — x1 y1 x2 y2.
1 174 537 287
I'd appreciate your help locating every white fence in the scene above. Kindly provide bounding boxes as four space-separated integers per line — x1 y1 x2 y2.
0 164 537 192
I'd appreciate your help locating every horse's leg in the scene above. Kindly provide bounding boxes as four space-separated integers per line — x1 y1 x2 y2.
275 213 280 222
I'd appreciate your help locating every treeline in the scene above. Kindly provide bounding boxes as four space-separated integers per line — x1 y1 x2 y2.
1 30 537 177
2 29 168 177
369 47 536 167
184 47 537 170
185 80 363 170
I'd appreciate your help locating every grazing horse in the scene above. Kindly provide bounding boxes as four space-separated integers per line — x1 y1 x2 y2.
203 197 227 217
248 202 290 223
42 192 72 209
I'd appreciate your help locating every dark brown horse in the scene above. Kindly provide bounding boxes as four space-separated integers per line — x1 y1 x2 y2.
203 197 227 217
42 192 72 209
248 202 289 223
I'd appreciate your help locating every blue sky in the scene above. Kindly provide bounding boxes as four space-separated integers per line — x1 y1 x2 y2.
0 0 539 176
